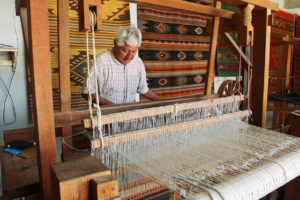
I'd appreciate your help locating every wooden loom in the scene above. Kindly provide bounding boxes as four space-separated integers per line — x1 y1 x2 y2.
20 0 299 199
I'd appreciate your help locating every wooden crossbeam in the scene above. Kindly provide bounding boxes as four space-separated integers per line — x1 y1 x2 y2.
91 110 249 149
83 95 244 128
218 0 278 11
54 95 218 127
125 0 233 19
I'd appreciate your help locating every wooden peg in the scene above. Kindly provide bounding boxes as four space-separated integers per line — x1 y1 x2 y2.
79 0 102 31
238 4 254 46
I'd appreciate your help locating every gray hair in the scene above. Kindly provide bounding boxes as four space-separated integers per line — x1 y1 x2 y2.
115 26 142 47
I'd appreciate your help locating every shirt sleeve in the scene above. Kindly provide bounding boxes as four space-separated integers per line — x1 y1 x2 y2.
82 55 102 94
136 58 149 94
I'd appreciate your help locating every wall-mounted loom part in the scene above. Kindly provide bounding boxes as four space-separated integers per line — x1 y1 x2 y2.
237 4 254 46
79 0 102 31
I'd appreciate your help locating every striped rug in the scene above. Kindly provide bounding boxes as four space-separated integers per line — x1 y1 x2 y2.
137 5 211 98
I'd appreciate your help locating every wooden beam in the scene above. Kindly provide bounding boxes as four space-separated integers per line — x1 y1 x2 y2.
27 0 57 199
54 95 218 127
205 1 221 95
271 37 300 46
83 95 244 128
251 8 271 128
91 110 249 149
237 4 254 46
218 0 279 11
125 0 233 19
58 0 72 159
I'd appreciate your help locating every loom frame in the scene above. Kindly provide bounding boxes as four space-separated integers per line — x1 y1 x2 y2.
19 0 279 199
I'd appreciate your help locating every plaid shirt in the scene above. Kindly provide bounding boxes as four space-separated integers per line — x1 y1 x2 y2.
82 49 149 104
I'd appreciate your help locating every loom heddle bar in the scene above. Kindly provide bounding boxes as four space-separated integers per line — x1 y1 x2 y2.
91 110 249 149
84 95 244 128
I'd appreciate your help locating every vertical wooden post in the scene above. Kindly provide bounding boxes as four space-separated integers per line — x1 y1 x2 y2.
238 4 254 46
284 37 293 94
27 0 57 199
205 0 221 95
251 8 272 127
58 0 72 160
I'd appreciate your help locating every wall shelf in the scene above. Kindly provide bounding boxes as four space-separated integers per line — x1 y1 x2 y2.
0 47 18 71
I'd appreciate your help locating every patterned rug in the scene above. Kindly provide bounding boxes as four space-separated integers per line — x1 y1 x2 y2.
27 0 130 111
215 4 239 77
137 5 212 98
293 15 300 93
269 10 295 94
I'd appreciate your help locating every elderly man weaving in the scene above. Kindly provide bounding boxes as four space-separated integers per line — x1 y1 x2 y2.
82 26 160 105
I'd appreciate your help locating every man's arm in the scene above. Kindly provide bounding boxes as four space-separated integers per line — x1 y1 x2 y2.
82 93 114 105
141 90 161 101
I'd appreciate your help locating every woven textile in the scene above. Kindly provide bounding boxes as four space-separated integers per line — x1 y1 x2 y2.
269 10 295 94
294 16 300 93
137 5 211 98
216 4 239 77
27 0 130 111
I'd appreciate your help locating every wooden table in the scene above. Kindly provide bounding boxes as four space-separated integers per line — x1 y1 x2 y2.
0 146 40 199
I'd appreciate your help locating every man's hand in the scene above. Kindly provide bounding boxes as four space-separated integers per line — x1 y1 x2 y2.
141 90 161 101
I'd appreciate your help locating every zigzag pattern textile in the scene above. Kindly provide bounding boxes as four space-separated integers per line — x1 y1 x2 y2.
27 0 130 111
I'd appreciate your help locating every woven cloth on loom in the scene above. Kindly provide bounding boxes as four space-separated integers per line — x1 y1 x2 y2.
27 0 130 111
269 10 295 94
293 15 300 93
215 4 239 77
137 5 211 98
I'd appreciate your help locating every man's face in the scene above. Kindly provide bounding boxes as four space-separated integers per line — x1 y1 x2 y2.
114 43 138 65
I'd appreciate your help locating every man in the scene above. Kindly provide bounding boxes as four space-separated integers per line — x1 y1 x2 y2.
82 26 160 105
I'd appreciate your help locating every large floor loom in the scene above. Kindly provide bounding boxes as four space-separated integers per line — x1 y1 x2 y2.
22 0 300 199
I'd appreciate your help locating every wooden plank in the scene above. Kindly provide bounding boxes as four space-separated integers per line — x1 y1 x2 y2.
205 1 221 95
125 0 233 19
284 43 292 93
218 0 279 11
3 127 63 144
58 0 72 159
84 95 244 128
27 0 57 199
54 95 219 127
251 8 271 128
271 37 300 46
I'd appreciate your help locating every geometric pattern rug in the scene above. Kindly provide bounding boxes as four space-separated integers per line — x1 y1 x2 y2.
27 0 130 111
215 4 239 77
137 4 211 98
